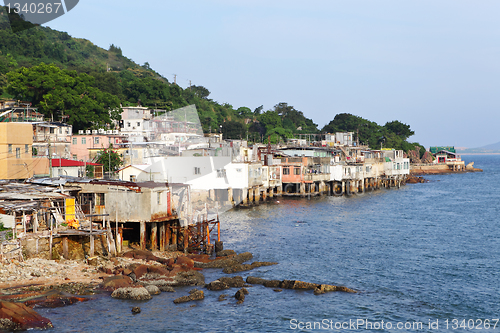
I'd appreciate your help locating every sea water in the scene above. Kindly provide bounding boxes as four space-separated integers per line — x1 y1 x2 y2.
40 155 500 332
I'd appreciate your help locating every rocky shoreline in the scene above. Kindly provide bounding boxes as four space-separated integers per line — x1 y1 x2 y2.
0 248 356 330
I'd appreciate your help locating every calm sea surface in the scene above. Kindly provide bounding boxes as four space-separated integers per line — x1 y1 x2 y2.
40 155 500 332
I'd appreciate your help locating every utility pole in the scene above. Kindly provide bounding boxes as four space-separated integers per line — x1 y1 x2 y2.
189 80 192 90
173 74 177 85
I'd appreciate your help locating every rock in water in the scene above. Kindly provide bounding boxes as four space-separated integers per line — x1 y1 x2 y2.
0 301 53 330
234 288 248 303
131 307 141 314
173 289 204 304
111 287 152 301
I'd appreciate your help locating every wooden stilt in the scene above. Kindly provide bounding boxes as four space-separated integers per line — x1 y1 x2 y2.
140 221 146 250
151 222 158 251
183 227 188 253
159 222 165 252
166 223 171 248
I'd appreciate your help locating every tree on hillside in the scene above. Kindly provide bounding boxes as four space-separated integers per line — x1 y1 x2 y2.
191 85 210 99
384 120 414 140
237 107 252 118
222 120 246 140
6 63 121 130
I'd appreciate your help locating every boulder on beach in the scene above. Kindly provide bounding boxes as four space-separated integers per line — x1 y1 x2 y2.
111 287 152 301
145 285 161 295
99 275 134 291
0 301 53 331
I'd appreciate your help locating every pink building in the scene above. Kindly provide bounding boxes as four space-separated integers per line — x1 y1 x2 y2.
71 130 126 162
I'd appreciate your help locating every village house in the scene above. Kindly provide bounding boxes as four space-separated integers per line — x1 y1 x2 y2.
51 159 103 178
71 129 126 161
0 123 49 180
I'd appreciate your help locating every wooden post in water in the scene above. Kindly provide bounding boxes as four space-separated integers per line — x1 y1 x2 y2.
140 221 146 250
206 222 211 246
159 222 165 252
183 227 188 252
217 220 221 242
166 223 171 248
49 214 53 259
172 225 177 250
151 222 158 251
89 202 94 257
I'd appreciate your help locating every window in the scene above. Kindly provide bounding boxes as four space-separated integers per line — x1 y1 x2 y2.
157 192 161 205
25 144 29 154
137 122 140 127
217 169 226 178
294 167 301 175
8 144 12 153
72 138 77 145
130 175 137 182
82 137 86 144
16 147 20 158
73 154 78 160
50 128 54 134
94 137 99 144
194 167 201 175
283 167 290 175
127 122 131 128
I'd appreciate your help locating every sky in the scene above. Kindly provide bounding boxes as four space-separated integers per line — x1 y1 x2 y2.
42 0 500 148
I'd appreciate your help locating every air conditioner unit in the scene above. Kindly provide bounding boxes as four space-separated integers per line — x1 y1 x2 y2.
113 130 119 134
86 130 91 134
98 129 105 134
107 130 112 134
78 130 83 134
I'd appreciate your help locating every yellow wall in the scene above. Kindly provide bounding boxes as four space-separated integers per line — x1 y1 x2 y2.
0 123 49 179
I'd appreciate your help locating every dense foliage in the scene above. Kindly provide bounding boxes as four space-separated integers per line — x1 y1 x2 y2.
96 145 123 173
322 113 424 154
0 6 423 153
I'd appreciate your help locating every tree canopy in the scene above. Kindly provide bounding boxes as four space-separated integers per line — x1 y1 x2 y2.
6 63 121 130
